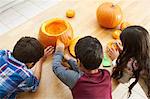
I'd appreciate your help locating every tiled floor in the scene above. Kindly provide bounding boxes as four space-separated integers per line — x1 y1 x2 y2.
0 0 61 35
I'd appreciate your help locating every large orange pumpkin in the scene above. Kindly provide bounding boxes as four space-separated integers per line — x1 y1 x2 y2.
39 18 74 47
97 2 123 28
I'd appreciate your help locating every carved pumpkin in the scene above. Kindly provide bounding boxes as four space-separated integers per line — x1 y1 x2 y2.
39 18 74 47
97 2 123 28
112 30 122 39
66 9 75 18
69 36 80 57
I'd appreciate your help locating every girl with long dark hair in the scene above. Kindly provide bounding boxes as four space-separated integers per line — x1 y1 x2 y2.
107 26 150 98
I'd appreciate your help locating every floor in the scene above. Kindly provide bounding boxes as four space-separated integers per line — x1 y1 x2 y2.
0 0 61 35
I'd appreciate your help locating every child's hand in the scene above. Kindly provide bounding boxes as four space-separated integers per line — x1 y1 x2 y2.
41 46 54 62
64 54 71 61
44 46 54 57
64 53 76 61
107 46 120 61
31 46 54 80
116 40 123 52
56 39 65 52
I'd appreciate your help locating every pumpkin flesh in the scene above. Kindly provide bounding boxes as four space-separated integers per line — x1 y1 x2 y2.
45 21 67 35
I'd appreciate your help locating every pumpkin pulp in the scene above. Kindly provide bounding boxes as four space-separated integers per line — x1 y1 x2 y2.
45 21 67 35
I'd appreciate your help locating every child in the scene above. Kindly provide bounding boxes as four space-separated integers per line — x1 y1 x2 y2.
52 36 112 99
107 26 150 97
0 37 54 98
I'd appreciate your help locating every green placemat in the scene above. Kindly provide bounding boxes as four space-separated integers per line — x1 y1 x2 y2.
102 53 112 67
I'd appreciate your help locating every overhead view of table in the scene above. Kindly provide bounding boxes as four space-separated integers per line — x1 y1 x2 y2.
0 0 149 98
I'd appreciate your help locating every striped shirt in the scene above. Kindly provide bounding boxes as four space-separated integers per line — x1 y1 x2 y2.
0 50 39 99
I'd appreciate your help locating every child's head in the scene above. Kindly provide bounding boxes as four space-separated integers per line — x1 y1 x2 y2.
112 26 150 96
75 36 103 70
12 37 44 68
120 26 149 57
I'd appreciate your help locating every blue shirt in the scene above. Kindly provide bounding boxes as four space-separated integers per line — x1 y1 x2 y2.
0 50 39 99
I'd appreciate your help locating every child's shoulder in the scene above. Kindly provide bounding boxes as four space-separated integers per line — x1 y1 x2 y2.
99 69 111 76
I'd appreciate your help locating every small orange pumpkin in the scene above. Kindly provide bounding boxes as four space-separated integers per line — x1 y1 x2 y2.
69 36 80 57
107 40 118 50
112 30 122 39
120 22 130 30
96 2 123 28
66 9 75 18
38 18 74 47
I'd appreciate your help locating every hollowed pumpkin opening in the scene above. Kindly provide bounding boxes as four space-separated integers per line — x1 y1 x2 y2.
39 18 74 47
45 21 67 35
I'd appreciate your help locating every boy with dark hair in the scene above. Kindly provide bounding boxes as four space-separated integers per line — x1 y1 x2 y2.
0 37 54 98
52 36 112 99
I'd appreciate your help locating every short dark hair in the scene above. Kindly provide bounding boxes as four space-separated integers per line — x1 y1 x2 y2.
12 37 44 64
75 36 103 70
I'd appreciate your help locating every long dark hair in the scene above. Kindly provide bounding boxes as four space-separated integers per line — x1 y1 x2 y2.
112 26 150 97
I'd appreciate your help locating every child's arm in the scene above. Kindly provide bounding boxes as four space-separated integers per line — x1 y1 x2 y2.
33 46 54 80
52 39 83 89
64 54 79 72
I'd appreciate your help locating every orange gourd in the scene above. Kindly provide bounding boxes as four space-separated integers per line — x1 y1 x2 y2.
69 36 80 57
66 9 75 18
112 30 122 39
38 18 74 47
120 22 130 30
97 2 123 28
107 40 118 50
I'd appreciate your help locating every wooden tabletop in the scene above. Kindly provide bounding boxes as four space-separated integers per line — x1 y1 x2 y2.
0 0 149 98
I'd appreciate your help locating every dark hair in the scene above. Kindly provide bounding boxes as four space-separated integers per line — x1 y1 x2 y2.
75 36 103 70
112 26 150 97
12 37 44 64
